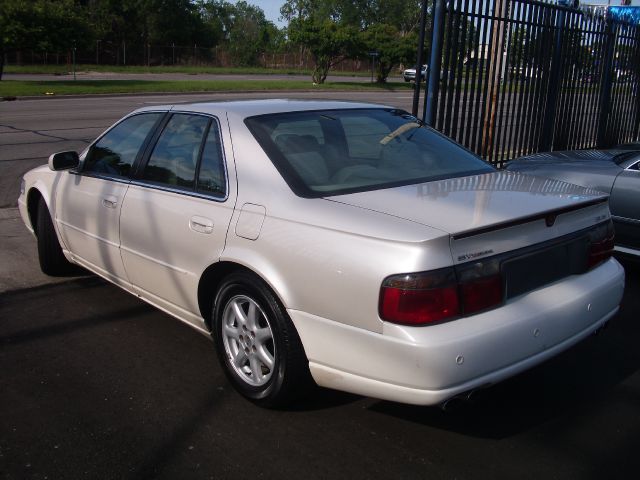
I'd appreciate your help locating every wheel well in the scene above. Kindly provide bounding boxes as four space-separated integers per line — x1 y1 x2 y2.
198 262 263 329
26 188 44 236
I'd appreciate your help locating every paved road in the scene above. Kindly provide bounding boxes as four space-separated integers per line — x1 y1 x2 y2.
1 260 638 479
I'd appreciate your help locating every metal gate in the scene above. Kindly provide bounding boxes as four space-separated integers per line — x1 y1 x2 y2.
415 0 640 166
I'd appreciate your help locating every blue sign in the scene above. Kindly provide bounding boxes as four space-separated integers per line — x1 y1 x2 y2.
608 6 640 25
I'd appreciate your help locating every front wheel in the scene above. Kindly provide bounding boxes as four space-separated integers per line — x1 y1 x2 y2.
36 197 74 276
212 271 311 407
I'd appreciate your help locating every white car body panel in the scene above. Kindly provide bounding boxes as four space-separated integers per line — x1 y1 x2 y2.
56 173 132 286
119 185 235 328
294 258 623 405
17 99 626 406
334 171 605 235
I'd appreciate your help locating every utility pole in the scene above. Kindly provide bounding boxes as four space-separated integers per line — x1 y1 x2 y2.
72 40 76 81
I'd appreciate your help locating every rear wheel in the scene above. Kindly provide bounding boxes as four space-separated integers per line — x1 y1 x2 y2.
212 271 311 407
36 197 74 276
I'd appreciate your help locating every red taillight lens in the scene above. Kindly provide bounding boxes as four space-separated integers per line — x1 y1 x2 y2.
588 220 615 269
460 274 503 315
457 259 503 315
380 260 504 326
379 268 460 325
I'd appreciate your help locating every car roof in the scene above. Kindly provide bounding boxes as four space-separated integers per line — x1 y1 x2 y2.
134 99 394 118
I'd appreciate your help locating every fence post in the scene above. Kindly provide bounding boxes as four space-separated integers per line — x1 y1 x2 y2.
635 27 640 142
596 17 616 148
412 0 430 117
424 0 446 125
538 7 567 151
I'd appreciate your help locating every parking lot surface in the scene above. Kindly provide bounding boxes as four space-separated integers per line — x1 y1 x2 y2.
1 260 639 479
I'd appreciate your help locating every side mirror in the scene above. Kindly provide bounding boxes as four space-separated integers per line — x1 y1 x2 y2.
48 151 80 171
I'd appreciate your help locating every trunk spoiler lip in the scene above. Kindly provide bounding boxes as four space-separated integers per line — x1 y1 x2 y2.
452 197 609 240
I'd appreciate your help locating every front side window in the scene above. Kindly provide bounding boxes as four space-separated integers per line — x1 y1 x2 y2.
245 108 493 197
83 113 162 177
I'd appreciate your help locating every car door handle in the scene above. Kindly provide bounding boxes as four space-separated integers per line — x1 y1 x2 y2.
189 216 214 234
102 196 118 209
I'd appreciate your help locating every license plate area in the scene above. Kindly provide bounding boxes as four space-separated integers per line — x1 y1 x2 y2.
503 236 590 299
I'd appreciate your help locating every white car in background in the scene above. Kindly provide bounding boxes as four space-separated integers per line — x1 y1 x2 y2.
18 100 625 408
403 64 428 82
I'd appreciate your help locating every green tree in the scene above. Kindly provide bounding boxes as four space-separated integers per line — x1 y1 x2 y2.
289 17 360 83
1 0 92 79
361 24 417 82
199 1 280 66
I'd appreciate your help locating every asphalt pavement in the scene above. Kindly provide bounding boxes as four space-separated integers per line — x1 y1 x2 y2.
1 91 640 479
1 260 639 479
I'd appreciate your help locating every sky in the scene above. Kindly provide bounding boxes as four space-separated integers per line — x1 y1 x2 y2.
243 0 287 27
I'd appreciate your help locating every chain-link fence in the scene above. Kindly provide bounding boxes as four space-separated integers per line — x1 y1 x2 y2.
4 44 371 72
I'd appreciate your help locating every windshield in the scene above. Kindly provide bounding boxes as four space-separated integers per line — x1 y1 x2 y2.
245 108 493 198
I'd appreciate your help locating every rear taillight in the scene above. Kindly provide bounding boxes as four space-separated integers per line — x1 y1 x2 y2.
379 268 459 325
380 260 504 326
588 220 615 269
457 259 503 315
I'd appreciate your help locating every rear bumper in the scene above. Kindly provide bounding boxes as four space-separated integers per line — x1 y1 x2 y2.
290 257 625 405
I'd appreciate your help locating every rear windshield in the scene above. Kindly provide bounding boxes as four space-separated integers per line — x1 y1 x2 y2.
245 108 493 197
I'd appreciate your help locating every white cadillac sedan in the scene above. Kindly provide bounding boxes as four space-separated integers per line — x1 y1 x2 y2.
18 100 625 408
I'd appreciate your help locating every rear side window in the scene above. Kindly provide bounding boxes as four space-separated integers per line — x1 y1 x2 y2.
142 114 209 189
83 113 162 177
138 113 227 198
197 125 226 196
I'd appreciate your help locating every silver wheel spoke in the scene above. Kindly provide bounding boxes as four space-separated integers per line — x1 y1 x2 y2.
223 323 240 340
232 349 248 369
249 355 263 382
232 301 248 327
256 346 274 370
246 302 259 330
254 327 271 343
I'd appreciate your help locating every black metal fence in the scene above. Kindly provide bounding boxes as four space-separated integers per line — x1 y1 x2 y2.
416 0 640 166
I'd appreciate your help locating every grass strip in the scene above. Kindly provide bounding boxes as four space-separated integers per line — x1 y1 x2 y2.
0 79 412 98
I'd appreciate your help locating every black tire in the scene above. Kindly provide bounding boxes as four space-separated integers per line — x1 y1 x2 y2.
36 197 74 276
212 271 311 408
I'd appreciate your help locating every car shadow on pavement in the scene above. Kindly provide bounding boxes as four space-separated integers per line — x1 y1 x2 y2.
368 259 640 440
283 386 363 412
0 277 154 346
